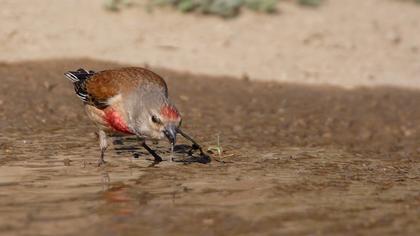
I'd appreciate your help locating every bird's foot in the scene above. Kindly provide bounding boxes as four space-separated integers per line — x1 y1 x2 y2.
97 159 107 167
154 156 163 163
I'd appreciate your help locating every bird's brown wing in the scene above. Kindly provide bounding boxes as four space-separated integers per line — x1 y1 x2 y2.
85 67 168 108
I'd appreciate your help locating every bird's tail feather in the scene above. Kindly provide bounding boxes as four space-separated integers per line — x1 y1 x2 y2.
64 68 95 102
64 68 94 82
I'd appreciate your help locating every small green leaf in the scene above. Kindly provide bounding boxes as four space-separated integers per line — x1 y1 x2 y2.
104 0 119 11
177 0 197 12
298 0 322 7
244 0 277 13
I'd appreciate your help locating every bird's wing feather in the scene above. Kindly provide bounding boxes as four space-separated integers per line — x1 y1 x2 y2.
86 67 168 104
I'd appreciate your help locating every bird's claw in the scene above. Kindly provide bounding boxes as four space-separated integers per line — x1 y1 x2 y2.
192 143 200 150
97 159 107 167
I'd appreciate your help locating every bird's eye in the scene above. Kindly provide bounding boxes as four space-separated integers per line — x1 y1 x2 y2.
151 115 161 124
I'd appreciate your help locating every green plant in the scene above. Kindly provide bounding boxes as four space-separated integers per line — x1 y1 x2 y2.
104 0 324 16
244 0 277 13
150 0 279 17
298 0 322 7
207 134 223 157
104 0 132 11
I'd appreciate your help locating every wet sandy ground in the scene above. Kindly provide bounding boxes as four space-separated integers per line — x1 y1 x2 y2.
0 59 420 235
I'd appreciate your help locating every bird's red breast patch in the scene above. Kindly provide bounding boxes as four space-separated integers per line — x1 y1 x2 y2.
161 105 180 120
104 108 133 134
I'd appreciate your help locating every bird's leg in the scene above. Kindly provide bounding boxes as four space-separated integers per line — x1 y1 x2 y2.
176 128 205 155
98 130 108 166
169 144 174 162
141 141 163 163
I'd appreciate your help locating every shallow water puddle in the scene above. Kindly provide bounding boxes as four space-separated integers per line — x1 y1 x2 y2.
0 137 150 236
1 60 420 235
0 166 33 186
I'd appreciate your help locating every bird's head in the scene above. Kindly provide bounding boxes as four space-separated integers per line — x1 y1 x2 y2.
127 89 182 145
146 104 181 145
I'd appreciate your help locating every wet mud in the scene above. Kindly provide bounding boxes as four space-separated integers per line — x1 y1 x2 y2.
0 59 420 235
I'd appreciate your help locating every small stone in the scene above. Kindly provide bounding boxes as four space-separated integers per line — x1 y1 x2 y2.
180 95 189 101
233 125 242 132
64 158 72 166
386 31 402 45
241 73 250 82
202 218 214 226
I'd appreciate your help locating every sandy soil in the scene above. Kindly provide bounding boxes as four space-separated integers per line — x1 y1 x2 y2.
1 0 420 88
0 59 420 235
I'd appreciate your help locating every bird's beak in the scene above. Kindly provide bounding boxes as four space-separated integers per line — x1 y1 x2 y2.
163 124 177 145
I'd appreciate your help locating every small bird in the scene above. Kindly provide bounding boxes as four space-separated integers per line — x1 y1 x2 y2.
65 67 185 166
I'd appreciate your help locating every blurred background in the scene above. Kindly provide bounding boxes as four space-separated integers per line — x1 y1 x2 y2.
2 0 420 88
1 1 420 236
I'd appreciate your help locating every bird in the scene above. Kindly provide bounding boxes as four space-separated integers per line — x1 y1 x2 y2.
64 67 183 166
